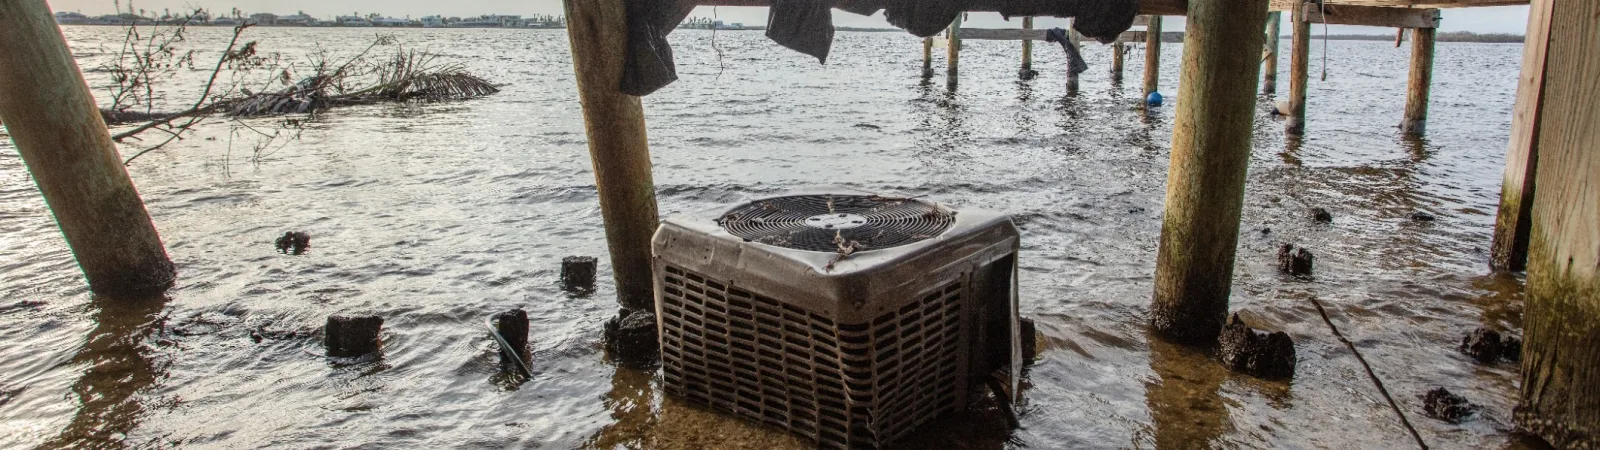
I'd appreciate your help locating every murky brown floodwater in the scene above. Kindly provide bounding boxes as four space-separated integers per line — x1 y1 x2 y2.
1 24 1543 449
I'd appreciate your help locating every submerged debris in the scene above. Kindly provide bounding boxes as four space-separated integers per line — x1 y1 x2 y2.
274 231 311 255
1459 327 1522 364
1277 244 1314 277
1218 313 1296 380
1020 317 1038 364
1311 207 1334 223
1422 387 1480 423
1411 212 1436 222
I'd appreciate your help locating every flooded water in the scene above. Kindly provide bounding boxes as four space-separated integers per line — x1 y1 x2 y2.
1 25 1541 449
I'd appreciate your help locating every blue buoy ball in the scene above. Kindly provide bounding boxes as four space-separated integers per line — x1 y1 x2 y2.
1146 92 1164 107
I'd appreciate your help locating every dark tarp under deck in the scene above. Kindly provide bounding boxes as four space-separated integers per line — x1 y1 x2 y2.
621 0 1140 96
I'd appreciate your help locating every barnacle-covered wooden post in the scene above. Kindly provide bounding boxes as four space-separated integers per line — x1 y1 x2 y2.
1143 15 1163 97
1150 0 1271 344
1020 17 1034 77
1286 1 1311 135
563 0 660 311
0 0 175 297
1400 26 1436 135
1262 12 1281 94
1491 0 1552 272
947 14 963 87
1516 0 1600 446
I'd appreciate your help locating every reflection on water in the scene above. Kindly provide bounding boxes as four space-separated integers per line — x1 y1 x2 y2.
38 296 167 450
1141 335 1235 450
0 26 1532 449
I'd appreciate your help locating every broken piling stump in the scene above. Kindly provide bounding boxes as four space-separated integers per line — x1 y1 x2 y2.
325 315 383 357
275 231 310 255
1218 313 1296 380
604 308 659 367
1459 327 1505 364
494 308 530 372
1310 207 1333 223
1423 387 1479 424
561 256 597 292
1277 244 1314 277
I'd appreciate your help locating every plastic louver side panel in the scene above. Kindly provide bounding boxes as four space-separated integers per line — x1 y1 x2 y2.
658 264 967 449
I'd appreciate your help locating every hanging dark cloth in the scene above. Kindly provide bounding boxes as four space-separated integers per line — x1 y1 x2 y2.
766 0 835 63
1045 27 1089 76
619 0 1140 96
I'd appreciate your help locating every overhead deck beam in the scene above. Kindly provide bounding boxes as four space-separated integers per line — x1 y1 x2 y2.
1297 4 1442 28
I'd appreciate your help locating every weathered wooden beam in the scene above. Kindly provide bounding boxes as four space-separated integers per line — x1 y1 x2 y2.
1300 0 1526 7
1286 0 1311 135
694 0 1513 15
959 28 1046 41
1297 3 1442 28
0 0 176 297
1151 0 1272 344
1112 40 1126 81
1491 0 1553 272
1263 11 1281 94
1517 2 1600 447
1144 15 1164 97
1401 27 1436 134
563 0 660 311
921 37 934 78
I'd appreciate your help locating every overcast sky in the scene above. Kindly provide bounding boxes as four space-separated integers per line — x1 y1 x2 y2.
51 0 1533 34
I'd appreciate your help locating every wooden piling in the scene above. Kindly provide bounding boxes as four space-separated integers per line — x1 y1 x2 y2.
1286 1 1312 135
1143 15 1163 97
1112 40 1126 81
1400 27 1436 135
922 37 934 78
947 14 963 87
1491 0 1553 272
1150 0 1271 344
1263 12 1281 94
0 0 175 297
1021 17 1034 74
563 0 660 311
1516 0 1599 446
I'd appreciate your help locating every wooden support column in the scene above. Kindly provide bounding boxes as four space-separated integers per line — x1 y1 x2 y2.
1400 27 1436 135
1150 0 1271 344
1143 15 1163 97
563 0 660 311
1263 12 1281 94
0 0 175 297
1112 40 1126 81
922 37 934 78
1067 19 1082 92
947 14 963 87
1491 0 1554 272
1021 17 1034 74
1286 1 1311 135
1517 2 1600 446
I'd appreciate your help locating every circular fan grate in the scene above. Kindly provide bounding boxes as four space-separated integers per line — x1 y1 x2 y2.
719 195 954 252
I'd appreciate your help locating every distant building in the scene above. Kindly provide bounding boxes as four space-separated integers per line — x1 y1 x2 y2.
54 11 88 24
249 13 277 25
453 14 521 28
336 16 372 27
421 15 445 27
211 16 240 26
371 17 410 27
277 13 316 26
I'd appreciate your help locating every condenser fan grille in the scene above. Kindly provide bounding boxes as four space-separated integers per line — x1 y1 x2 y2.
719 194 954 252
